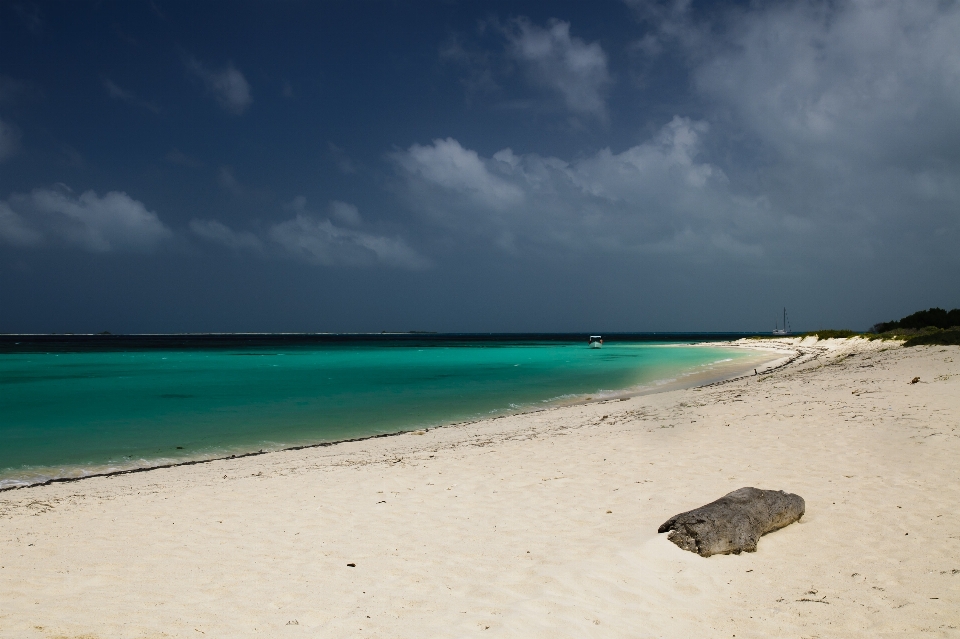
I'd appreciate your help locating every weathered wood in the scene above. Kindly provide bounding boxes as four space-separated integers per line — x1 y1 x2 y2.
658 487 805 557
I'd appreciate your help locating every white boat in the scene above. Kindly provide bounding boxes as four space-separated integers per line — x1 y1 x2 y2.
772 308 792 335
589 335 603 349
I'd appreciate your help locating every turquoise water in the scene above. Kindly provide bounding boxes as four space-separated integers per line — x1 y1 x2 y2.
0 340 765 488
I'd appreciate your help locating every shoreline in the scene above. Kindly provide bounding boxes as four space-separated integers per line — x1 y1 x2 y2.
0 341 784 493
2 337 958 637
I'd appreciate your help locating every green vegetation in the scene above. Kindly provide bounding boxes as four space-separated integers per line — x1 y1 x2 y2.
867 307 960 346
872 307 960 333
902 330 960 347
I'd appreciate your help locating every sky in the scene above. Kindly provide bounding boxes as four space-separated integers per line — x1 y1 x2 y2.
1 0 959 333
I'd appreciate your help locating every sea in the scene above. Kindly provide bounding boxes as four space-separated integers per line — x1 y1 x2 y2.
0 333 775 489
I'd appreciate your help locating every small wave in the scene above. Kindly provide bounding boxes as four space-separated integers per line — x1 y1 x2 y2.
0 456 186 490
0 446 278 491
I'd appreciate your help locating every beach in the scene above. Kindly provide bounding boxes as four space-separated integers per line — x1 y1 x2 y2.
2 337 959 637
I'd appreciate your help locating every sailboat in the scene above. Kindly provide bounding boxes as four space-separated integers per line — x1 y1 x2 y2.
772 308 791 335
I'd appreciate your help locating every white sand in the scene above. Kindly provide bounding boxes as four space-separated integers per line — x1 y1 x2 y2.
2 338 959 638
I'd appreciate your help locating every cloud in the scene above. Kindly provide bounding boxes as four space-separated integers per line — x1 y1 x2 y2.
103 78 161 114
666 0 960 256
0 202 42 246
391 118 775 258
584 0 960 280
693 2 960 166
0 187 172 252
391 138 524 212
0 117 21 161
184 56 252 115
269 215 429 270
189 219 262 251
328 200 362 226
191 198 429 270
623 0 699 49
503 18 612 119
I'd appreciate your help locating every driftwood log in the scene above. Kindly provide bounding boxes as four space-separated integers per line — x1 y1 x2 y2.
658 487 805 557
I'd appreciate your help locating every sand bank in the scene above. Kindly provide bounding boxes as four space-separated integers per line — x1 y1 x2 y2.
2 338 959 637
